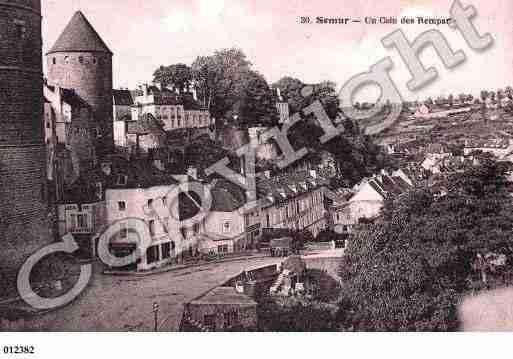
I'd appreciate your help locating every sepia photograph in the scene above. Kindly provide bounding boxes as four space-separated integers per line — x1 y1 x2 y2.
1 0 513 356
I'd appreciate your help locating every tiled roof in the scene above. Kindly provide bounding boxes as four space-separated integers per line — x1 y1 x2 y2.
257 171 328 207
210 179 246 212
217 126 250 150
62 156 179 204
178 178 247 218
47 11 113 55
113 89 134 106
126 113 164 135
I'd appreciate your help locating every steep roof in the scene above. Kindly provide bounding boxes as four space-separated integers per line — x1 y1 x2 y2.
113 89 134 106
61 156 179 204
47 11 113 55
126 113 165 135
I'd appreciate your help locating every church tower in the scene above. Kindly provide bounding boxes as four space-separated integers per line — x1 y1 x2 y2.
0 0 50 292
46 11 114 154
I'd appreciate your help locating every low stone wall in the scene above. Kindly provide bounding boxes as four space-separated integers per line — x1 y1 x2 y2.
304 257 343 282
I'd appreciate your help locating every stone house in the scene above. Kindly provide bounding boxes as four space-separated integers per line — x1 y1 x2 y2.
112 89 134 122
131 85 210 131
330 169 413 233
258 170 328 238
57 156 186 270
181 287 258 331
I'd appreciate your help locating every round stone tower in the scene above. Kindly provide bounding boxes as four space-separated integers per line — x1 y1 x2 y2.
0 0 50 292
46 11 114 154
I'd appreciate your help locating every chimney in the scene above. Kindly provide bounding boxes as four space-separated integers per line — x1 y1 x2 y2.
143 84 149 97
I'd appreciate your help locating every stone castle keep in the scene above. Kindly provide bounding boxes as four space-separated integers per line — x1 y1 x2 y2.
46 10 114 154
0 0 51 288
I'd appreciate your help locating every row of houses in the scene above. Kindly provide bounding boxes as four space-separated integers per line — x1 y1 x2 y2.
57 153 329 271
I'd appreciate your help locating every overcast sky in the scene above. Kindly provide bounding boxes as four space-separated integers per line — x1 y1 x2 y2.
42 0 513 101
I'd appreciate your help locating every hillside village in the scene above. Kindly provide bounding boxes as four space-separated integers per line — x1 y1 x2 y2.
3 2 513 333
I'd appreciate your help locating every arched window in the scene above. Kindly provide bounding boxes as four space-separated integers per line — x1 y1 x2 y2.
64 56 70 64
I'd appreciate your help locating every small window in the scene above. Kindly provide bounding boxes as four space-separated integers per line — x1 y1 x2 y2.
64 56 70 64
149 220 156 236
162 242 171 259
52 57 56 65
163 217 169 233
118 201 126 211
162 196 168 207
222 222 230 233
147 199 153 207
78 56 84 64
146 245 160 264
92 58 97 64
116 175 128 186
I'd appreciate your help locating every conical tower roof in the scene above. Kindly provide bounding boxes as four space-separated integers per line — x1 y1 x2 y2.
47 11 113 55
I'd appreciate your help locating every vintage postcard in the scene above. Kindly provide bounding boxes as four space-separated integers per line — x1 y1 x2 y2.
1 0 513 355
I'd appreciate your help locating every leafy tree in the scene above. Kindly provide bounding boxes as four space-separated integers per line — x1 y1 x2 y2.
258 297 338 331
191 48 252 120
480 90 489 102
505 86 513 100
273 77 340 119
272 76 306 114
153 63 192 93
338 155 513 331
237 71 278 127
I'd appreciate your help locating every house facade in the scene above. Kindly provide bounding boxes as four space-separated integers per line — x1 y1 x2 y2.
330 169 413 233
258 170 327 238
132 85 211 131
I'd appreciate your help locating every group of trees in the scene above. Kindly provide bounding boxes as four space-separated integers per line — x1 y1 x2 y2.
153 48 278 127
338 155 513 330
421 87 513 108
480 87 513 103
